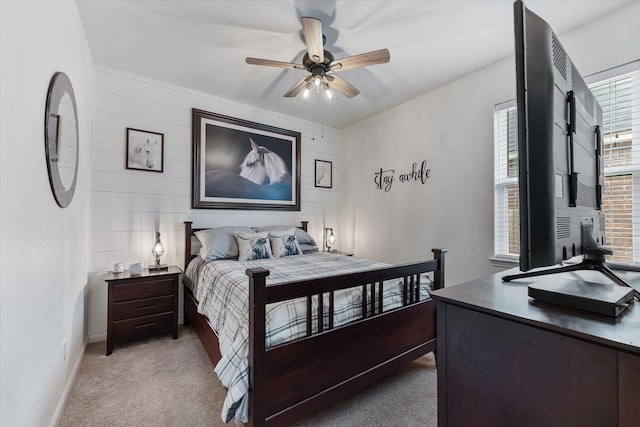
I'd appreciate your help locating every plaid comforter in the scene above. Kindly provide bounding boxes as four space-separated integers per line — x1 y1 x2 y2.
185 252 433 424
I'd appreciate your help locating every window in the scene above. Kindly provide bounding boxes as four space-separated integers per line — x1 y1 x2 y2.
493 101 519 260
493 64 640 263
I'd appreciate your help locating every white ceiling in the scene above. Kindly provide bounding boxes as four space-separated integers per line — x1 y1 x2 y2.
77 0 634 129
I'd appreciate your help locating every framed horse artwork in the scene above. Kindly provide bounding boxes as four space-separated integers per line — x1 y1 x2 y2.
191 109 301 210
126 128 164 172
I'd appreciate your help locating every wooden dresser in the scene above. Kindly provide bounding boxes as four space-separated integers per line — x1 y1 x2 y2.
431 268 640 427
105 266 181 355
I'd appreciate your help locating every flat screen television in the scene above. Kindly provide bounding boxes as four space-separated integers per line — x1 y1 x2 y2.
503 0 639 300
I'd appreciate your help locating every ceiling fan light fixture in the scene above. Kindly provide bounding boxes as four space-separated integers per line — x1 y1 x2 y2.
323 84 336 103
299 82 316 103
302 86 312 100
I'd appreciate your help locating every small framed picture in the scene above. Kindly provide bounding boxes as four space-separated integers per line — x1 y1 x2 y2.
126 128 164 172
315 159 332 188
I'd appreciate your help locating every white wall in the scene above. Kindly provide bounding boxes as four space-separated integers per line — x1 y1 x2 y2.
341 2 640 287
88 67 342 341
342 60 512 286
0 2 93 426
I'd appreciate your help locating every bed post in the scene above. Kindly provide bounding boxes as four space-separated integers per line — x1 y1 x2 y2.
300 221 308 232
247 268 270 427
184 221 193 269
432 248 447 290
184 221 193 326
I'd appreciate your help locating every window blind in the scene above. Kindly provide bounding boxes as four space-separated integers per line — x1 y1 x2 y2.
493 101 519 260
493 63 640 262
591 68 640 262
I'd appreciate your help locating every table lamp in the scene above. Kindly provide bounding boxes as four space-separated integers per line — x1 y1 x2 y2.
149 231 168 270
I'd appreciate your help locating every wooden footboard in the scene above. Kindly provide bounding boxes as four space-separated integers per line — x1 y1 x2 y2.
247 249 445 427
182 221 446 426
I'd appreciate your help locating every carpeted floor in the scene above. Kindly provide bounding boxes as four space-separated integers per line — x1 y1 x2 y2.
58 327 437 426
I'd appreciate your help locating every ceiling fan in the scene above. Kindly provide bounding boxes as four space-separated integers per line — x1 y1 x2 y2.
246 16 390 100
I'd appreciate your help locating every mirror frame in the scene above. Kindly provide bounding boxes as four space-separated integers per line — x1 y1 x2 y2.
45 72 79 208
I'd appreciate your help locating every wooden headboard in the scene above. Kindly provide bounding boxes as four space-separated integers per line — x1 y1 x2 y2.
184 221 309 269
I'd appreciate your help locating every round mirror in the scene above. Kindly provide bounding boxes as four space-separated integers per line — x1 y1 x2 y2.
45 72 79 208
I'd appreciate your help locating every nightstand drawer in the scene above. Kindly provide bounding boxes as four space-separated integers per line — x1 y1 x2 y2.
113 278 174 302
113 295 174 321
112 312 174 339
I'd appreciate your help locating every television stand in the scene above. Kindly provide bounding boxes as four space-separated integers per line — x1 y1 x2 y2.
431 272 640 426
503 255 640 301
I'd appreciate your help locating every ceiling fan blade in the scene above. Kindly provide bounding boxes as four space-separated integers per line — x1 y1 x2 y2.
325 75 360 98
329 49 390 72
284 76 312 98
301 17 324 64
246 57 306 70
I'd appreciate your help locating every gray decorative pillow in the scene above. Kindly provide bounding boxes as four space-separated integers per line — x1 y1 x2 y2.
254 225 317 247
269 228 303 258
235 231 273 261
195 226 255 260
300 244 318 254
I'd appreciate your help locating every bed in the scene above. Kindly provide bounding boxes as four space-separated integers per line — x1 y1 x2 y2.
182 220 446 426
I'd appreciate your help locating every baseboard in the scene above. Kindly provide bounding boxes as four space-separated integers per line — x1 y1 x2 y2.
89 333 106 343
49 337 88 427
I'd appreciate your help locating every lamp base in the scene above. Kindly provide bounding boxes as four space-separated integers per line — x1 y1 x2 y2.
148 264 168 271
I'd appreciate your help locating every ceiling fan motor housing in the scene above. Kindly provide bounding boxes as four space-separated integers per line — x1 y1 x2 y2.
303 50 334 75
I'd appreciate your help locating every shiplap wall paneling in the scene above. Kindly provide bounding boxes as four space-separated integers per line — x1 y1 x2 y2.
88 66 342 341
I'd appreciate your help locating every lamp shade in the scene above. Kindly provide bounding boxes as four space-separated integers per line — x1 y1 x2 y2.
152 232 164 257
328 232 336 246
324 227 336 251
150 231 167 270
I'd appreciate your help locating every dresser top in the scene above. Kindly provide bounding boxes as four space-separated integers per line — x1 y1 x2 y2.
105 265 182 282
432 268 640 355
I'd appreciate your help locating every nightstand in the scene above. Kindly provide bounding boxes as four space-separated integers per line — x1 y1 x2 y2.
329 250 354 257
105 266 181 355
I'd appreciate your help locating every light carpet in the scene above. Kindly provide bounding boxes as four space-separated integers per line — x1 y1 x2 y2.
58 327 437 426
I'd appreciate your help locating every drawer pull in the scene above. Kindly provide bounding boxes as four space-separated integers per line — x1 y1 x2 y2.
141 288 151 293
136 305 156 311
134 322 155 329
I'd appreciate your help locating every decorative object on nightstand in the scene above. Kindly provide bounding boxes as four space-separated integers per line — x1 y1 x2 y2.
129 263 142 275
149 231 168 270
324 227 336 252
105 266 181 355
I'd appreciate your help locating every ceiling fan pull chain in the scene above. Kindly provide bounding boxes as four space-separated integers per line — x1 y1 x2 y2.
312 100 316 142
321 102 325 141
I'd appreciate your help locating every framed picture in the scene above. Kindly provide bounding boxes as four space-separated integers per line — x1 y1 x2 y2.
126 128 164 172
192 108 301 210
314 159 332 188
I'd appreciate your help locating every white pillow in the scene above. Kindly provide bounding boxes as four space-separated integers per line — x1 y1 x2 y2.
269 228 303 258
235 231 273 261
195 226 255 260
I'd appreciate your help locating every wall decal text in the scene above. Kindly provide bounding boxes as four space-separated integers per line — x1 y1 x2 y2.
374 160 431 192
